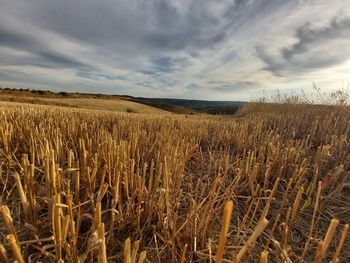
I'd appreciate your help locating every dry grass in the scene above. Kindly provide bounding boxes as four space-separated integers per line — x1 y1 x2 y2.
0 101 349 262
0 94 169 114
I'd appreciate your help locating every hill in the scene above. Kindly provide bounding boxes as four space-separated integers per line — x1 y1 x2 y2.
131 97 246 115
0 88 169 114
0 87 246 115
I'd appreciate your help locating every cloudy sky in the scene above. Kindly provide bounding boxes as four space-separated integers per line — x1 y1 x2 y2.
0 0 349 100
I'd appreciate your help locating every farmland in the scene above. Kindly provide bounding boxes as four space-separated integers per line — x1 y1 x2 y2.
0 91 169 115
0 101 349 262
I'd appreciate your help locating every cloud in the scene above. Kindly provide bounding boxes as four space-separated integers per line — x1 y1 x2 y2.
0 23 90 69
144 56 189 74
256 16 350 76
185 83 200 92
0 0 349 100
282 18 350 59
212 81 256 93
76 71 126 81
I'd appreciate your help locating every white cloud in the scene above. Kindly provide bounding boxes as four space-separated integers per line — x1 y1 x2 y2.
0 0 349 100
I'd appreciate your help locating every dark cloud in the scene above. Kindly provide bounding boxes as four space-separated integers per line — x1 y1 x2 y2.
0 24 90 69
257 16 350 76
0 0 240 78
13 0 233 52
18 1 143 47
0 25 47 55
139 56 189 77
35 52 89 69
141 1 232 51
255 46 284 76
282 18 350 59
152 56 189 72
152 57 175 73
76 71 126 81
143 32 227 51
0 26 29 48
212 81 256 92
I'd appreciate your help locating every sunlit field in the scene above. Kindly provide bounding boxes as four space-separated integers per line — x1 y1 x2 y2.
0 101 349 262
0 94 169 114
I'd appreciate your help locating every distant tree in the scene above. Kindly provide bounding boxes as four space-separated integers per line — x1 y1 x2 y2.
31 89 46 95
59 91 69 96
37 90 46 95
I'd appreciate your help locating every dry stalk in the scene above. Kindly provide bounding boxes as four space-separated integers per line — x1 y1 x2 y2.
131 240 140 263
331 224 349 263
180 243 188 263
138 251 147 263
98 223 107 263
0 206 18 243
13 172 30 222
6 234 24 263
0 244 9 263
302 181 322 259
259 250 268 263
216 200 233 263
0 100 349 262
314 219 339 263
233 218 269 263
124 238 131 263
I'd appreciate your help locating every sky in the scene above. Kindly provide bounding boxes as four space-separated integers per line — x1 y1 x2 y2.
0 0 349 100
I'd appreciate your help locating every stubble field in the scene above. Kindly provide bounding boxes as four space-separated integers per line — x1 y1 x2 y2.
0 101 349 262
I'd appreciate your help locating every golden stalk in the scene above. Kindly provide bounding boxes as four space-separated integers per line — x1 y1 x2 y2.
53 193 62 261
331 224 349 263
6 234 24 263
1 97 350 262
13 172 30 222
290 186 303 224
98 223 107 263
180 243 188 263
124 238 131 263
0 205 18 243
233 218 269 263
302 181 322 259
321 219 339 257
260 177 280 221
95 202 102 228
131 240 140 263
314 240 324 263
259 250 268 263
138 251 147 263
96 183 108 203
0 244 9 263
216 200 233 263
314 219 339 263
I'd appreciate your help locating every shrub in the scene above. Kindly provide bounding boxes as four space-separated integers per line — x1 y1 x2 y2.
30 89 46 95
126 108 138 113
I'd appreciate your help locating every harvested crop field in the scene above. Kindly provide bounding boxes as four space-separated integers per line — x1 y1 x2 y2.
0 101 349 262
0 95 170 114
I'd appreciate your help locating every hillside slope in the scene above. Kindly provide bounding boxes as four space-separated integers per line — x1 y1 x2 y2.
0 93 169 114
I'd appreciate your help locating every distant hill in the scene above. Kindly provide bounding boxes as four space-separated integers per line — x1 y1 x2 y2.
0 87 168 114
0 86 246 115
130 97 246 115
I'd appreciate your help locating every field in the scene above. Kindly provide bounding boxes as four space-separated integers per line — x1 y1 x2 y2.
0 88 243 115
0 101 349 262
0 92 169 114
